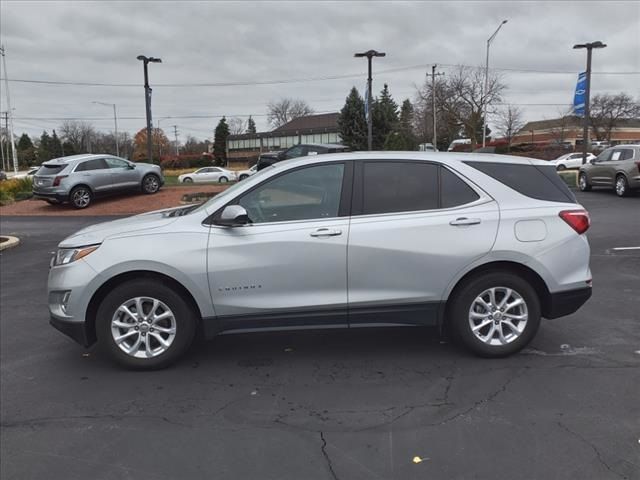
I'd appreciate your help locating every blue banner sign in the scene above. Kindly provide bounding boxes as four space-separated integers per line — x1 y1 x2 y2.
573 72 587 117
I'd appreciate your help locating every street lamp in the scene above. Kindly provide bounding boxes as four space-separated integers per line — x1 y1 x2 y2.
136 55 162 163
92 101 119 156
482 19 508 147
354 49 386 151
573 41 607 164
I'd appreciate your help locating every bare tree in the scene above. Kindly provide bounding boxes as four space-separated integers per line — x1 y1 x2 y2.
59 120 96 153
546 107 576 145
430 66 506 147
228 117 246 135
590 93 640 142
267 98 314 128
496 105 525 149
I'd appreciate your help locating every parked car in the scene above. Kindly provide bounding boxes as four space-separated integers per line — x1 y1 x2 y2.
13 166 40 179
590 140 610 150
0 170 6 181
178 167 237 184
237 165 257 181
33 154 163 209
553 152 596 170
256 143 349 171
418 143 438 152
447 138 471 151
578 145 640 197
48 152 592 369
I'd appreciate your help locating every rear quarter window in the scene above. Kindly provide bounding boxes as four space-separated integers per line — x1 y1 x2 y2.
464 161 576 203
36 164 66 175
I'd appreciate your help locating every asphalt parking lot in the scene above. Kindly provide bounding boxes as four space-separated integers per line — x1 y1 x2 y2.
1 190 639 480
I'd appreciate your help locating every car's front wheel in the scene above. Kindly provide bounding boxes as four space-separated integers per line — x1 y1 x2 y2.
449 272 541 357
182 177 193 183
96 279 197 369
615 174 629 197
218 176 228 183
70 186 92 209
556 164 566 171
142 174 161 194
578 173 592 192
239 174 248 181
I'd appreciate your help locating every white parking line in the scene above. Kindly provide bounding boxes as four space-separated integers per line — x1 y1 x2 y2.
611 247 640 251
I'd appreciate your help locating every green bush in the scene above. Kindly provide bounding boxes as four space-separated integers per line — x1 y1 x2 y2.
0 189 13 206
0 177 33 204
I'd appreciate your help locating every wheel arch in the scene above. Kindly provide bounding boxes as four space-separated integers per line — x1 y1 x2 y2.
442 260 552 328
85 270 204 346
70 183 94 194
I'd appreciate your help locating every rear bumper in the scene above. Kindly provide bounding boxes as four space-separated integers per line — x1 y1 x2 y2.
50 316 92 347
33 190 67 202
545 286 592 319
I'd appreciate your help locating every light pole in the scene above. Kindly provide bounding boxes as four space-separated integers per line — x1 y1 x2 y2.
92 101 119 156
573 41 607 164
136 55 162 163
355 49 386 151
482 19 508 147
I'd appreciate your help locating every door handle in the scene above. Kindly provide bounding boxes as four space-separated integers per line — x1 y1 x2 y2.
449 217 481 226
310 228 342 237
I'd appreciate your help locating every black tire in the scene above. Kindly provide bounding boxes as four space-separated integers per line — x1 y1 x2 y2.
448 272 541 358
183 177 193 183
239 174 248 181
615 174 629 197
69 186 92 209
578 173 591 192
96 279 197 369
142 174 161 194
218 176 228 183
556 164 566 171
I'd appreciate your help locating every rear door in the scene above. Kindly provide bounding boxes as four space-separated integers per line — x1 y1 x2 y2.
347 160 499 325
74 158 113 192
105 157 138 189
607 148 635 183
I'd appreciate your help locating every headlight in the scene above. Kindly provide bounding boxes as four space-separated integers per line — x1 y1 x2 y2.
53 245 100 266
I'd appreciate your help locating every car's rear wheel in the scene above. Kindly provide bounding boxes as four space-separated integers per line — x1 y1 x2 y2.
615 174 629 197
449 272 541 357
142 174 161 194
556 164 566 171
218 176 228 183
96 279 197 369
239 174 248 181
70 186 92 209
183 177 193 183
578 173 591 192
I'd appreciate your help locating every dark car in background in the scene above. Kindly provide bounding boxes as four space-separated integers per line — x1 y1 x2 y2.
256 143 349 171
579 144 640 197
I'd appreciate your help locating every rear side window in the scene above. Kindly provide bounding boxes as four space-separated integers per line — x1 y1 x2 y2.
76 158 108 171
36 164 66 175
441 168 480 208
362 162 439 214
465 161 576 203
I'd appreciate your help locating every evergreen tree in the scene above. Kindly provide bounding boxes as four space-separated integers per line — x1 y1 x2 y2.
39 131 53 161
17 133 37 166
371 84 399 149
337 87 367 151
383 99 418 151
213 117 230 166
246 116 257 134
17 133 33 151
51 130 64 158
62 141 76 156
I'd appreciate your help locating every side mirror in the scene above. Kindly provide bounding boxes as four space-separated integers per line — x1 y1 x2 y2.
128 163 136 169
215 205 250 227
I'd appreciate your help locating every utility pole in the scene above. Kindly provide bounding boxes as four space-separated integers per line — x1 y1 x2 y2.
483 20 508 147
172 125 179 157
425 65 445 148
354 50 386 151
137 55 162 163
1 46 18 173
0 111 6 171
573 41 607 164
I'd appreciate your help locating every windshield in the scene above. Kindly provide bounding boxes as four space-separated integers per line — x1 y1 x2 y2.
190 164 276 214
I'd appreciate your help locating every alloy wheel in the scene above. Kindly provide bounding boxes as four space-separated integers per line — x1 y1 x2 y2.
72 189 91 208
468 287 528 346
616 176 627 196
110 297 177 359
144 175 160 193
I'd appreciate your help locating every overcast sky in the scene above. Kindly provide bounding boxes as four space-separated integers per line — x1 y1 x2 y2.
1 0 639 143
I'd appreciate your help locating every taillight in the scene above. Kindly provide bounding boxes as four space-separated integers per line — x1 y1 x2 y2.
52 175 68 186
635 160 640 174
559 209 590 234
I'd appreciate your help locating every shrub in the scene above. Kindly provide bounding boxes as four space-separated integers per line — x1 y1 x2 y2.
0 177 33 204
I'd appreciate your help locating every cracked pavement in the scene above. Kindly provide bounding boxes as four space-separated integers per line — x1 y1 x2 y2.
1 191 639 479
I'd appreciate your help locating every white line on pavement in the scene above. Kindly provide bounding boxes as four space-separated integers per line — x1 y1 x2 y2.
611 247 640 251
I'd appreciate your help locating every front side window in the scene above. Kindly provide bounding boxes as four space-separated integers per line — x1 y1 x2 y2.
105 158 129 169
596 150 613 162
237 163 344 223
362 162 438 215
284 145 305 160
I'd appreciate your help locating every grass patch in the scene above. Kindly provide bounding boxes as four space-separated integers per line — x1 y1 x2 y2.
558 170 578 188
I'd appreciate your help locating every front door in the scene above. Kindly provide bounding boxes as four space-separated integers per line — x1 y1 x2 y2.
589 149 613 185
207 162 351 330
347 161 499 325
105 157 139 189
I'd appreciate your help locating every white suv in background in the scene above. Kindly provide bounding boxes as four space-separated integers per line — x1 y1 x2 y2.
553 152 596 170
48 152 592 369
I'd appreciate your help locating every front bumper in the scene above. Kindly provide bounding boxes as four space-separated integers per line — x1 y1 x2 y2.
545 286 592 319
50 315 92 347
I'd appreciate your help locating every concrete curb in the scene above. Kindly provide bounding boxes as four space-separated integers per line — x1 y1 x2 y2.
0 236 20 251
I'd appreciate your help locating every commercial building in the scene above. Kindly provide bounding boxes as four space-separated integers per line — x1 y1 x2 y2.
226 112 341 165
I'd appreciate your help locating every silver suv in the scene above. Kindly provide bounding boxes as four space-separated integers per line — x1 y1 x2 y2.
33 154 164 208
578 144 640 197
48 153 592 369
